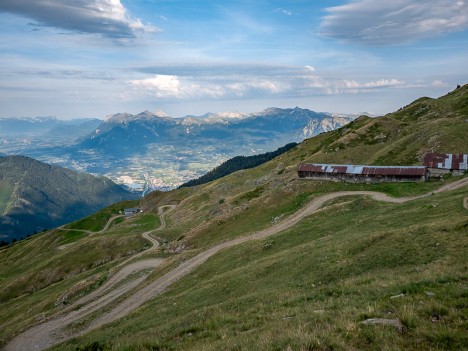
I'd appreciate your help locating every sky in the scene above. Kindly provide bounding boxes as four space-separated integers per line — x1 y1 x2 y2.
0 0 467 119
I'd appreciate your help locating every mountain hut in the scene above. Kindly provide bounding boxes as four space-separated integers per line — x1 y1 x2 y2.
297 163 427 183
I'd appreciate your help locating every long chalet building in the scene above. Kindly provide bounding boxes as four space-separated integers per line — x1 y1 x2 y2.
297 164 427 183
297 153 466 184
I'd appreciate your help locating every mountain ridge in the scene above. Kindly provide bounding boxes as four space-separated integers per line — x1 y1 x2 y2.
81 107 355 151
0 155 138 242
0 117 101 137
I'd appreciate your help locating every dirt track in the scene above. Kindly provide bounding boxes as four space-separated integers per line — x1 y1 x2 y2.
5 179 468 351
59 214 125 235
4 206 175 351
57 215 125 251
61 205 176 314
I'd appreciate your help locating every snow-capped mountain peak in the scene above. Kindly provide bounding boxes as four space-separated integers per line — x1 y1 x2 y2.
180 111 248 125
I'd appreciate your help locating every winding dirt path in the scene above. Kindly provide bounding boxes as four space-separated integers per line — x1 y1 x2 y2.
59 214 125 235
59 205 176 315
57 215 125 251
5 180 468 351
3 206 175 351
116 205 175 267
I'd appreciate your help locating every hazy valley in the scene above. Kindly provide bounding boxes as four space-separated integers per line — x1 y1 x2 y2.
2 108 356 193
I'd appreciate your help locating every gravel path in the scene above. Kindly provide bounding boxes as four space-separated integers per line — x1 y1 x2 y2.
5 180 468 351
4 206 175 351
57 215 125 251
60 205 176 314
58 214 125 235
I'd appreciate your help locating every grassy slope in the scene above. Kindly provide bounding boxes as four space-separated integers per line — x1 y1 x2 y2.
0 209 160 344
53 86 468 350
1 86 467 350
139 85 468 251
288 86 468 167
63 200 138 232
54 186 468 351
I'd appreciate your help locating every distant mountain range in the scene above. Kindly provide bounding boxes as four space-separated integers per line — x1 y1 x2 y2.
0 155 138 243
3 107 357 190
79 107 354 154
0 116 101 139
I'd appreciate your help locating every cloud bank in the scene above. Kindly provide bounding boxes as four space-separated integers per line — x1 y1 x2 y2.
0 0 156 38
321 0 468 45
128 65 406 100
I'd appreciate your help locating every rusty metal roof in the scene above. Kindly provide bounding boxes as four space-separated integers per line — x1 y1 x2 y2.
297 163 426 176
423 153 468 170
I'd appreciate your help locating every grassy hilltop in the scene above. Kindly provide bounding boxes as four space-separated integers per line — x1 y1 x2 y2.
1 85 467 351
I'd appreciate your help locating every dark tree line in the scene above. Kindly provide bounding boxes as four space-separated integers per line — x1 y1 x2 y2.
179 142 297 188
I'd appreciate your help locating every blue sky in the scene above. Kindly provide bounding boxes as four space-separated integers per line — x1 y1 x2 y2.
1 0 467 119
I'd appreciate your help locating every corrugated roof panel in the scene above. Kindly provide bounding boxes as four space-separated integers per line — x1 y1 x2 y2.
362 167 426 176
347 165 363 174
298 163 426 176
445 154 453 169
324 165 334 173
332 165 348 173
423 153 468 170
452 154 459 170
461 154 468 170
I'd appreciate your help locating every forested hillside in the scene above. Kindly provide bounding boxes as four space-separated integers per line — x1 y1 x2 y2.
179 142 297 188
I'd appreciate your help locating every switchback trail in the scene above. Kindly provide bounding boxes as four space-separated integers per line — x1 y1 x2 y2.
4 205 175 351
58 205 176 315
5 179 468 351
57 215 125 251
59 214 125 235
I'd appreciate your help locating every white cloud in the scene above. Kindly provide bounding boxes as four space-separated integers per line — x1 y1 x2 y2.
129 75 225 98
129 71 407 101
303 76 405 94
0 0 157 38
344 78 405 88
129 74 289 99
227 80 286 96
321 0 468 45
304 65 315 72
129 75 180 97
431 80 446 87
186 83 225 98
